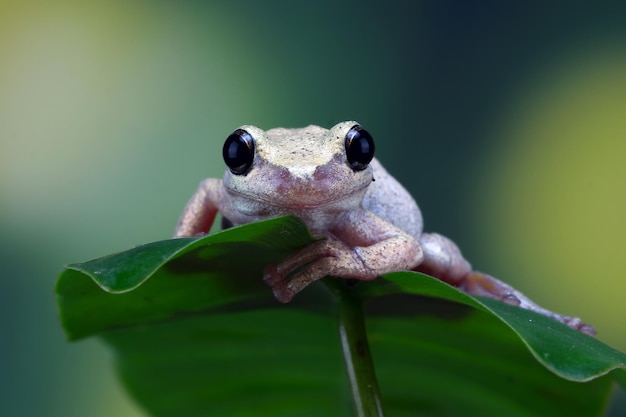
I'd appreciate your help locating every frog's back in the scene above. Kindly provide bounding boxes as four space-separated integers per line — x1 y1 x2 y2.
362 158 423 240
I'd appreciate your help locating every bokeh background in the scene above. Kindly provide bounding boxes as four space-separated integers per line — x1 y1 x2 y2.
1 1 625 416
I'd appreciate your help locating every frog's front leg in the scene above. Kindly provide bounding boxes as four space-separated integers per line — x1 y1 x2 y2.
264 211 423 303
173 178 223 238
417 233 596 336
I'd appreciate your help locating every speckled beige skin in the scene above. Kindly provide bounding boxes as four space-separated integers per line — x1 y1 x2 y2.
174 121 595 335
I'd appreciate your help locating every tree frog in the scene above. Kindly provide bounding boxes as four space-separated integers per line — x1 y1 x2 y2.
174 121 595 335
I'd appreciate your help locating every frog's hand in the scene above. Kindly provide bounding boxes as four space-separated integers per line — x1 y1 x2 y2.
264 210 423 303
173 178 223 238
265 235 422 303
416 232 596 336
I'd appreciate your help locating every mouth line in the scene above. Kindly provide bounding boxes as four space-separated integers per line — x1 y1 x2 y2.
227 183 369 210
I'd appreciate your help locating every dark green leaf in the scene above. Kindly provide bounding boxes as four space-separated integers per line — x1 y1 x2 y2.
359 272 626 383
56 216 317 340
56 216 626 416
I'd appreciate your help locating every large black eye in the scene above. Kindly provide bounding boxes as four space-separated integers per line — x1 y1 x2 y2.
223 129 255 175
345 125 375 171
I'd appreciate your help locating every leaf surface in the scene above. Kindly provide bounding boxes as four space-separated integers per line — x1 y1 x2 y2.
56 216 626 416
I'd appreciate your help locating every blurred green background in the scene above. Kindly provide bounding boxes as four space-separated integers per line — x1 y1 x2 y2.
1 1 625 416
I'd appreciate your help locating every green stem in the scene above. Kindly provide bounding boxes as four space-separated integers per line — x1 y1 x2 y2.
336 288 384 417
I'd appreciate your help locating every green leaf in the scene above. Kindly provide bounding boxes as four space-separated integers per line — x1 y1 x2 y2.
359 272 626 383
56 216 626 416
56 216 317 340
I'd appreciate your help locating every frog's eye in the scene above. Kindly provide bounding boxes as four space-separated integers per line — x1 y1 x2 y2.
345 125 375 171
223 129 255 175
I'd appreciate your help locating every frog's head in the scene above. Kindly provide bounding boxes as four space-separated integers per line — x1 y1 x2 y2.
221 121 376 210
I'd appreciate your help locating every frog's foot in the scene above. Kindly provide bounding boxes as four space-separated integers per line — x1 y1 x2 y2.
459 271 597 336
416 233 596 335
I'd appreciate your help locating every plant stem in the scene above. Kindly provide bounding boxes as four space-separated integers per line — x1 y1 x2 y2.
337 289 384 417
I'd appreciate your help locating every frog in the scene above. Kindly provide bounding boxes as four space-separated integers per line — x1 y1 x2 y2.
174 121 595 336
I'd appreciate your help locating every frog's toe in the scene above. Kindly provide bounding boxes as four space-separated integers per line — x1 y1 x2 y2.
263 264 282 286
270 282 295 303
578 323 597 337
501 292 522 306
563 317 597 336
263 265 295 302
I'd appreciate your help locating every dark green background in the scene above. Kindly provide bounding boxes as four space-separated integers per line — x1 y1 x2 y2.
1 1 625 416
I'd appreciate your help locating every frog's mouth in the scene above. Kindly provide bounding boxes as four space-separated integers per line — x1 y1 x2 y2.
227 182 370 210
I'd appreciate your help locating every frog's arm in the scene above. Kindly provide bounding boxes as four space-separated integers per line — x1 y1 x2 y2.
417 233 596 335
173 178 223 238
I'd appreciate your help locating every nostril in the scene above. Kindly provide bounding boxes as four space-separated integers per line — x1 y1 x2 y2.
279 166 291 180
